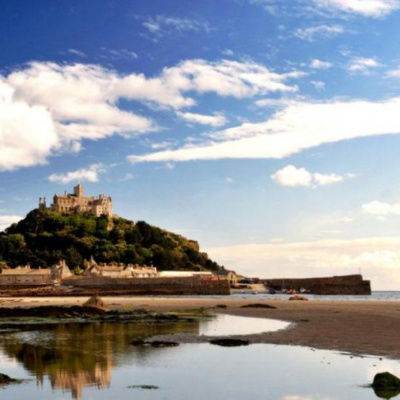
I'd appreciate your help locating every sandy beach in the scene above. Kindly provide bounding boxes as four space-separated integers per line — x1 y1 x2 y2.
1 295 399 360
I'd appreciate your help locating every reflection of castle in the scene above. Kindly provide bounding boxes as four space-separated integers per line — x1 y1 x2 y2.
1 323 114 399
39 184 112 217
0 321 200 399
51 361 112 399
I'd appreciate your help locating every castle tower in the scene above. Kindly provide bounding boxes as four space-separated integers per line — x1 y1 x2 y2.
74 184 84 197
38 197 47 210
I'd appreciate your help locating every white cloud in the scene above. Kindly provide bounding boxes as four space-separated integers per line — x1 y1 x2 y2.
119 172 134 182
222 49 234 56
362 200 400 216
0 215 23 232
8 62 153 141
386 66 400 77
114 59 300 109
128 97 400 164
272 165 312 187
102 48 138 60
67 49 86 58
176 111 228 127
143 21 161 33
164 162 175 171
271 165 347 188
150 140 176 150
313 172 344 186
310 59 332 69
310 0 400 17
310 80 325 90
255 98 297 108
0 80 59 170
252 0 400 18
206 237 400 290
1 59 299 171
249 0 297 16
143 15 212 35
347 57 381 73
48 163 106 184
1 63 154 172
294 25 344 41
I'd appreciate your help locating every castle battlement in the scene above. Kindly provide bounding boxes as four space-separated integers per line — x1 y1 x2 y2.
39 184 113 217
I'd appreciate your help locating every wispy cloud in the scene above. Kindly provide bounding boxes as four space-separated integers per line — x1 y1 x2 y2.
249 0 300 16
176 111 228 127
128 97 400 164
67 48 86 58
249 0 399 19
143 15 212 36
310 80 325 90
271 165 352 188
149 140 176 150
101 47 138 60
386 65 400 77
48 163 106 184
119 172 134 182
222 49 234 57
294 24 344 41
310 59 332 69
309 0 400 18
347 57 381 74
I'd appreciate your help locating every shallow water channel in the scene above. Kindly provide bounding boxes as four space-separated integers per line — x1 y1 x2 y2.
0 314 399 400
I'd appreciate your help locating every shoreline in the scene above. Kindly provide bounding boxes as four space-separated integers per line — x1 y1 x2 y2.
1 295 399 360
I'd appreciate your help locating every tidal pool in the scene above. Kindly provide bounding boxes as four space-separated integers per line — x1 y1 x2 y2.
0 315 399 400
200 314 290 336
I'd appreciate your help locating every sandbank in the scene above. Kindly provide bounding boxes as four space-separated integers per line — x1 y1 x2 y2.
0 295 399 360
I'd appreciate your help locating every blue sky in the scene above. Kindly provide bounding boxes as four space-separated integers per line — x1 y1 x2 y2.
2 0 400 289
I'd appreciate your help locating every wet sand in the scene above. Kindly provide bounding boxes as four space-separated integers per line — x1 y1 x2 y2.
1 295 399 359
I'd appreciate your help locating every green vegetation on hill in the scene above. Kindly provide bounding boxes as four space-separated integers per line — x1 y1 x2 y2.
0 209 223 271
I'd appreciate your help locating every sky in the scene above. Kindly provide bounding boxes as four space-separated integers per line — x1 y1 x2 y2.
1 0 400 289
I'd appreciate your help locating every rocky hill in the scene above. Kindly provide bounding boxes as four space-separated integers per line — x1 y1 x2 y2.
0 209 223 272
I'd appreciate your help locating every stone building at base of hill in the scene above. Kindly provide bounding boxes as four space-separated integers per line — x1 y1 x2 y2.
83 257 158 278
0 260 72 286
39 184 112 217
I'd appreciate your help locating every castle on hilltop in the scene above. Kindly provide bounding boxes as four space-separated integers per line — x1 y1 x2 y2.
39 184 113 217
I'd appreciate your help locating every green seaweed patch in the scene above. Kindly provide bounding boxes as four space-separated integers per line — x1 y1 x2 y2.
241 303 277 309
0 373 24 386
127 384 159 390
172 307 209 315
0 308 204 327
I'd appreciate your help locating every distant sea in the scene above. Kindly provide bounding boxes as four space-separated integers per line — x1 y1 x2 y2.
229 290 400 301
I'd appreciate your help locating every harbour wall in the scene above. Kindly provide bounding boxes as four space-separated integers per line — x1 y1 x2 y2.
62 276 231 295
263 274 371 295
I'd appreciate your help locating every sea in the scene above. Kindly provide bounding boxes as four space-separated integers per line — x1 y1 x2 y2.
229 290 400 301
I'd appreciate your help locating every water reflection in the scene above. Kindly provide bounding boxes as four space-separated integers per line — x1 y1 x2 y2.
199 314 289 336
0 317 399 400
0 320 199 399
373 388 400 400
